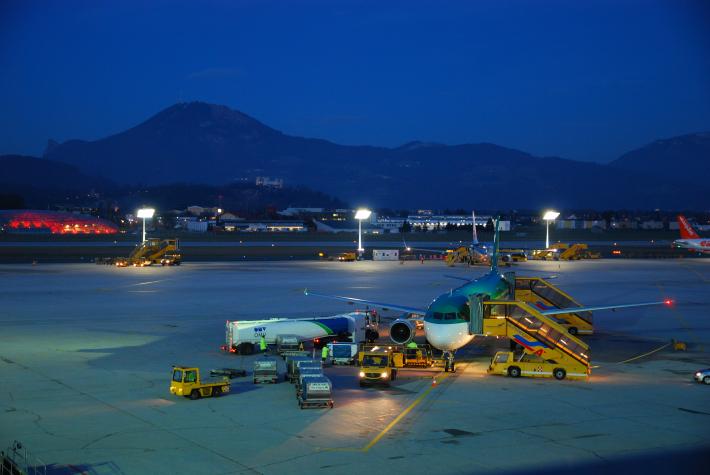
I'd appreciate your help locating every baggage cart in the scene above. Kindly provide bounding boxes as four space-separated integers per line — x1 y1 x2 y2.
286 356 313 383
253 358 279 384
292 359 322 384
210 368 247 379
276 334 302 356
328 342 358 365
296 367 324 396
297 376 334 409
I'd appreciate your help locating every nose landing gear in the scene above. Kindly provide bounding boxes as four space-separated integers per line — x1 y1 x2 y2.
443 351 456 373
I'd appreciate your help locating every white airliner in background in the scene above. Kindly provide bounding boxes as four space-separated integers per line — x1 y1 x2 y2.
673 215 710 254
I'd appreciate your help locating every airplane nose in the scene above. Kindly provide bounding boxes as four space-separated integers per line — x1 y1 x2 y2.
423 323 448 350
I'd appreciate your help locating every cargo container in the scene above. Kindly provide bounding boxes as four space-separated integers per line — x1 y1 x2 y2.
286 355 313 383
253 358 279 384
298 376 334 409
327 342 358 365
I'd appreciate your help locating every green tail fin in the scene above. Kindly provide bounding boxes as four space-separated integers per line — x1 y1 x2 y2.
490 217 500 272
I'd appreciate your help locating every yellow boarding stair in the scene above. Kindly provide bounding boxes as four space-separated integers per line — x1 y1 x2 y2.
514 277 593 335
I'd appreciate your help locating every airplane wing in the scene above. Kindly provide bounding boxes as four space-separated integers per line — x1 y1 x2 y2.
304 289 427 315
443 274 473 282
539 300 672 316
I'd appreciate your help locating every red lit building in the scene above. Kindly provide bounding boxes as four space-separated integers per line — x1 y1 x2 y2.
0 210 119 234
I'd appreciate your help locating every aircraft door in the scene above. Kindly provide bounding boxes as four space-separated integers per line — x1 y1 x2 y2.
503 272 516 299
468 294 486 335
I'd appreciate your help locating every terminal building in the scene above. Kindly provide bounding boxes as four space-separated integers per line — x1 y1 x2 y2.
0 210 119 234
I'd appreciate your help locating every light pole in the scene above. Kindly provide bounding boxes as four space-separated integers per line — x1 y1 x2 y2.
354 208 372 253
137 208 155 243
543 210 560 249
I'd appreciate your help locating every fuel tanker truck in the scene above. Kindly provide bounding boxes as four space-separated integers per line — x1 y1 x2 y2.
222 311 379 355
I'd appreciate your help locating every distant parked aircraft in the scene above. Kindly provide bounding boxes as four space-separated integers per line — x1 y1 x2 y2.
673 215 710 254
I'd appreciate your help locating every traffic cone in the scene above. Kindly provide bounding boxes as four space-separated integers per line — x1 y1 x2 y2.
431 377 437 387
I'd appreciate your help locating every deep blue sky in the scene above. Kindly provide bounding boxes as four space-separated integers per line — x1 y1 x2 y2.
1 0 709 162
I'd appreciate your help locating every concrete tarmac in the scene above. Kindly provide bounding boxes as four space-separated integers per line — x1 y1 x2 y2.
1 259 708 474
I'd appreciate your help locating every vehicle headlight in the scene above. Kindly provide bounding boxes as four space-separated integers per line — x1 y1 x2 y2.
359 371 365 377
381 372 388 378
696 372 702 377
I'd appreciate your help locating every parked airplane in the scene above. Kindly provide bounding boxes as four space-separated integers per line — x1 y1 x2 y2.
306 219 672 372
402 211 496 264
673 215 710 254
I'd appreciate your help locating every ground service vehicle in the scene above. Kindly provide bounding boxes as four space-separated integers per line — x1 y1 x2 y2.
337 252 357 261
298 376 334 409
359 351 397 387
115 238 181 267
402 344 434 367
253 358 279 384
694 368 710 384
170 366 230 399
487 351 587 381
223 311 377 355
444 246 487 266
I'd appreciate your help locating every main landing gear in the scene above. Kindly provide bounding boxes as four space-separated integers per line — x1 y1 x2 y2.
443 351 456 373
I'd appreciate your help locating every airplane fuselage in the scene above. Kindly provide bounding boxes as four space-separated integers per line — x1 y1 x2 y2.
423 269 510 351
673 238 710 254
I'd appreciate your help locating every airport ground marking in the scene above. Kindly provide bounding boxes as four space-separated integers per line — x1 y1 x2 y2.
323 365 466 453
1 354 256 472
681 263 710 283
614 341 672 364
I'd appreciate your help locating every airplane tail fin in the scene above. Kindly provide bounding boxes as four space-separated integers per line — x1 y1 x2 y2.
678 215 700 239
471 210 479 245
490 217 500 272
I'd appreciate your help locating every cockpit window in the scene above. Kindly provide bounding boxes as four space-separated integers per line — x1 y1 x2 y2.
443 313 457 320
433 312 444 320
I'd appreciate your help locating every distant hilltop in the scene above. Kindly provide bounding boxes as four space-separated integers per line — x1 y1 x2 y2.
8 101 705 209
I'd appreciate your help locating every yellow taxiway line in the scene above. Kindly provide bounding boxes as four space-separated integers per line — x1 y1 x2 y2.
656 282 702 351
324 365 464 453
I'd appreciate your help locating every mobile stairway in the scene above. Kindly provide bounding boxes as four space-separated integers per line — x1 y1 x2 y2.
116 238 181 266
514 277 593 336
468 298 591 380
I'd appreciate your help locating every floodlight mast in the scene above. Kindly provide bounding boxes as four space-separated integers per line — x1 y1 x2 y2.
542 210 560 249
137 208 155 243
355 208 372 253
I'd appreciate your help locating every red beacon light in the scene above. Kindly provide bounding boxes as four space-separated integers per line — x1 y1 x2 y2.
664 299 674 306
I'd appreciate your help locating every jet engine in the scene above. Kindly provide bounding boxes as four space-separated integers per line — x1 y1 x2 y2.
389 319 416 345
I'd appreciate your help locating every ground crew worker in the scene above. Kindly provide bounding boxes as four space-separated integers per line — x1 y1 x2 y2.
406 341 418 349
321 345 329 365
259 335 267 353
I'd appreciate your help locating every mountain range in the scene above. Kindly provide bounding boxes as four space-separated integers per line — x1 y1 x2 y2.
4 102 708 210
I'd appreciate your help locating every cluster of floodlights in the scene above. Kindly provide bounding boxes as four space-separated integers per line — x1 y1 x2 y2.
543 210 560 248
136 208 155 243
134 207 561 252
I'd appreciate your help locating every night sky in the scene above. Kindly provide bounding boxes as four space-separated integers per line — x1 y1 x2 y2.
1 0 709 163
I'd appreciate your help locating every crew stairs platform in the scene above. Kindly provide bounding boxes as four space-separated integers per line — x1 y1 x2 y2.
513 277 594 335
128 238 179 262
469 298 591 379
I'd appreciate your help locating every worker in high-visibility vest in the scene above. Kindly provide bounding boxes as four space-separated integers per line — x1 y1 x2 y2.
259 335 267 353
321 345 329 365
406 341 418 349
